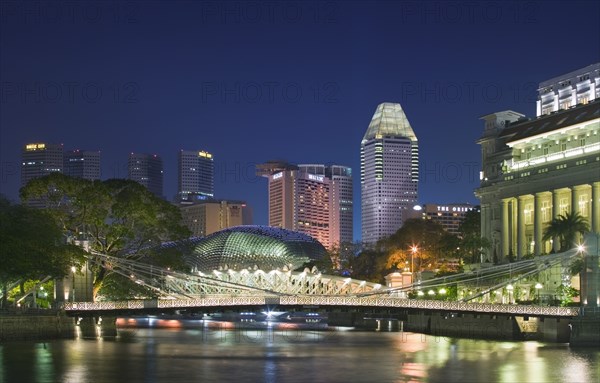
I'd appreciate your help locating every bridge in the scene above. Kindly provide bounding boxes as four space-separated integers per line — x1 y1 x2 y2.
59 236 598 319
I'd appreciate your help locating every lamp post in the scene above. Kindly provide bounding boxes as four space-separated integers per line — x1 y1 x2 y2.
535 283 543 304
71 266 77 303
411 245 418 274
506 284 514 304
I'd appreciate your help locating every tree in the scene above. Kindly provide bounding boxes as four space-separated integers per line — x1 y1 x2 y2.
542 212 589 252
0 196 84 307
458 208 491 264
20 174 191 300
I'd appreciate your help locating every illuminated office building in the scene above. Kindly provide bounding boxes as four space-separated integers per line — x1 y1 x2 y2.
361 102 419 244
21 142 63 186
178 149 214 201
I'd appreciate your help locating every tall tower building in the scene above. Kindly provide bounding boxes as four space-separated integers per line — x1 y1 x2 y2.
21 142 63 187
128 153 164 198
257 161 299 230
361 102 419 244
257 161 353 248
327 165 353 245
64 149 101 180
178 150 214 201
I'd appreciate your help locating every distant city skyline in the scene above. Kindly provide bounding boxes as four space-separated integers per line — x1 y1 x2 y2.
2 1 598 241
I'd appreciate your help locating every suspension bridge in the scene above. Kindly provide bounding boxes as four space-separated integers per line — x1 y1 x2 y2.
57 236 599 319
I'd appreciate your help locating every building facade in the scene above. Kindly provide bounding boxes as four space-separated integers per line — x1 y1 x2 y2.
128 153 164 198
361 102 419 244
178 150 214 201
257 161 353 248
476 100 600 261
21 142 63 187
537 63 600 117
407 203 478 236
179 197 252 237
64 149 101 180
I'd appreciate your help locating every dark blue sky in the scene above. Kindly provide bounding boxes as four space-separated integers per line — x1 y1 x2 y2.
1 1 599 241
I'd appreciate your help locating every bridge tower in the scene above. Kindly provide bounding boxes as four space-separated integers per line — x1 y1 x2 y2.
55 240 94 304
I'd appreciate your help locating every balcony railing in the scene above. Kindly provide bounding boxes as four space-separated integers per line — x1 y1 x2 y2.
507 142 600 172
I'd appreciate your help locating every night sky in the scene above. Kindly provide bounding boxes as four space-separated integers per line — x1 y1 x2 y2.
1 0 599 241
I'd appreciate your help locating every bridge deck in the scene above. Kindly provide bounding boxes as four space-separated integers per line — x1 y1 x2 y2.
62 296 580 317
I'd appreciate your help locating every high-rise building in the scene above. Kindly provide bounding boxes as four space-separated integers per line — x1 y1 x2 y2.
178 150 214 201
257 161 299 230
179 197 252 237
361 102 419 244
128 153 164 198
64 149 101 180
257 161 353 248
327 165 353 245
537 63 599 116
21 142 63 187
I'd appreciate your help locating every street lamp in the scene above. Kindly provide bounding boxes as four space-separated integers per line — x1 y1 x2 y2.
506 284 514 304
535 282 543 304
71 266 77 303
411 245 418 274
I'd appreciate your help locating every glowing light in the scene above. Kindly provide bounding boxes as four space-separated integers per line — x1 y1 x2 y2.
577 244 585 253
439 288 447 295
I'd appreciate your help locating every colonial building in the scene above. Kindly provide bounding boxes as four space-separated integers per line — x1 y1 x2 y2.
476 100 599 261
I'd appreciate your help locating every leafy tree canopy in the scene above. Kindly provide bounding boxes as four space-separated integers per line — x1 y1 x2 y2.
20 174 191 300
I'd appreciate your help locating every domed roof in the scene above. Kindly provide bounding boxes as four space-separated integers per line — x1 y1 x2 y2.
184 226 327 272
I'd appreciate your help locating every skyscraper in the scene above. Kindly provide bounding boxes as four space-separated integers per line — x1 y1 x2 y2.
361 102 419 244
21 142 63 187
257 161 353 248
128 153 164 198
177 150 214 201
64 149 101 180
327 165 353 245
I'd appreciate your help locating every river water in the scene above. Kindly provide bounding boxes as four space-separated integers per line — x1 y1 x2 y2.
1 323 598 383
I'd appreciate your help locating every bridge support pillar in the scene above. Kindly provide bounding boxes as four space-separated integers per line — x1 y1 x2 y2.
98 316 117 338
78 317 98 339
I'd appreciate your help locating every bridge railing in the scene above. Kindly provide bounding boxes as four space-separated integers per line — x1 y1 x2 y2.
61 295 581 317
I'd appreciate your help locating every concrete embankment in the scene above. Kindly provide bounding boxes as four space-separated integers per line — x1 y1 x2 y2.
328 310 572 342
0 311 117 341
0 313 75 341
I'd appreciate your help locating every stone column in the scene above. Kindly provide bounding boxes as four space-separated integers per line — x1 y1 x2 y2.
552 189 561 252
517 196 526 260
572 185 586 246
572 185 582 216
592 182 600 234
534 192 544 256
502 199 510 259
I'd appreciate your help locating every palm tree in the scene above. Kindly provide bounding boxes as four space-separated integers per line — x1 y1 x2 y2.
542 212 589 252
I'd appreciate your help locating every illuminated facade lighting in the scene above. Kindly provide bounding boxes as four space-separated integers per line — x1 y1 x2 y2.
361 103 419 243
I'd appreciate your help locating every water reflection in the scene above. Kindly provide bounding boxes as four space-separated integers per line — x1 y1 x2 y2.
1 325 598 383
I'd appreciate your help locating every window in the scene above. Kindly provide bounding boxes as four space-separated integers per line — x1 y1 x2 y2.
541 201 551 222
579 194 589 217
524 203 533 225
559 198 569 215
